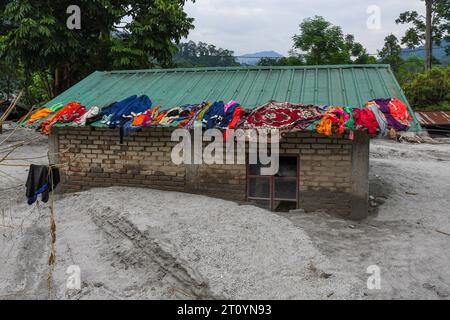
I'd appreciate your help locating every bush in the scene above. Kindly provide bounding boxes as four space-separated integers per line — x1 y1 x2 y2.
403 66 450 110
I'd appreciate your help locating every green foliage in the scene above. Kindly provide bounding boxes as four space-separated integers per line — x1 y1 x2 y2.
0 60 19 100
257 52 304 66
402 66 450 109
396 0 449 51
292 16 372 65
173 41 238 67
0 0 195 104
28 72 53 104
378 34 403 72
396 56 426 84
415 101 450 111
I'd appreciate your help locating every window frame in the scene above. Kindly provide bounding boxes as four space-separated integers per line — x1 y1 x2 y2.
246 154 300 211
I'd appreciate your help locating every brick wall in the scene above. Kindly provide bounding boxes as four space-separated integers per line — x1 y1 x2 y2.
56 127 249 202
58 127 186 192
280 132 353 216
54 127 364 217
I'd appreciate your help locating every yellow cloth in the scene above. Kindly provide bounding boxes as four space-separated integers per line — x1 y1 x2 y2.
316 118 333 137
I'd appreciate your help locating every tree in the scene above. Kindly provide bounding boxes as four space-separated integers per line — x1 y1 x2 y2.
402 66 450 110
378 34 403 72
396 56 426 84
257 50 304 66
292 16 372 65
396 0 450 69
257 56 304 67
173 41 238 67
0 60 18 100
0 0 195 104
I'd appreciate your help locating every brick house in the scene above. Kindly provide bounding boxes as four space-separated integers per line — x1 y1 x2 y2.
47 65 419 220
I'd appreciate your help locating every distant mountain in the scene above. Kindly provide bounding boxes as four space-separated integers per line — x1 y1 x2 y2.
401 40 449 65
238 51 284 66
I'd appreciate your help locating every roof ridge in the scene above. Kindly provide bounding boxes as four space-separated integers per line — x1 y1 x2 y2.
102 64 390 74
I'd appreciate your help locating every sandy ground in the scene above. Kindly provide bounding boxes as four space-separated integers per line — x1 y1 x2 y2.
280 139 450 299
0 123 449 300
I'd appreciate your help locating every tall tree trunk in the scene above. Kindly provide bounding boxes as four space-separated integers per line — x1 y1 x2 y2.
6 76 11 101
54 67 61 95
425 0 433 70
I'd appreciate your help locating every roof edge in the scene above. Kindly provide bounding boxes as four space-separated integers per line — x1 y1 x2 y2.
98 64 391 74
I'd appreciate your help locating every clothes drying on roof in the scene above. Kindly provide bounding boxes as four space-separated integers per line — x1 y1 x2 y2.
203 101 226 130
368 105 389 136
239 101 322 131
73 106 100 126
100 95 152 128
196 102 212 122
23 93 414 142
184 104 206 129
389 99 412 124
39 102 84 135
27 103 65 125
218 102 241 129
25 165 60 205
316 107 347 137
132 113 146 127
27 108 54 125
366 99 410 131
158 107 184 127
228 105 243 130
342 106 355 130
354 108 379 135
57 105 87 124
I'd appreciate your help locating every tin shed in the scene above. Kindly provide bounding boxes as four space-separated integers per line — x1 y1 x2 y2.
46 65 418 220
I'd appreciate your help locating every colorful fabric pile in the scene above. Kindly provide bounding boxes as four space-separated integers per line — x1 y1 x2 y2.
25 95 414 139
239 101 322 132
316 107 349 137
38 102 86 135
27 103 64 125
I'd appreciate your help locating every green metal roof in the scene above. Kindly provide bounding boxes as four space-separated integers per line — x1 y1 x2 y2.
44 64 420 131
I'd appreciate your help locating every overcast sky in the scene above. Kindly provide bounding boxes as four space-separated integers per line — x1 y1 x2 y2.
183 0 425 56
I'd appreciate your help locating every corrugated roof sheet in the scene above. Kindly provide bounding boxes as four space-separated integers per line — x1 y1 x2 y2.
415 111 450 126
44 64 421 131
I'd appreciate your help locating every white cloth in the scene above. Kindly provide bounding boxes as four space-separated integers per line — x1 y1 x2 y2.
74 106 100 126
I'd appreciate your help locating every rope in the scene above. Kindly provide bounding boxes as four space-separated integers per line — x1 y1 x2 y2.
47 166 56 297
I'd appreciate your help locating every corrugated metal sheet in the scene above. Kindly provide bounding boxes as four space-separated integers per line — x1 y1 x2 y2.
415 111 450 126
44 64 421 131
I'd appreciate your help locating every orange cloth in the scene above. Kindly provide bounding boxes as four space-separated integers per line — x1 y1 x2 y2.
39 102 81 135
132 114 146 126
27 108 53 125
316 118 333 136
150 111 167 126
316 107 346 137
389 99 412 122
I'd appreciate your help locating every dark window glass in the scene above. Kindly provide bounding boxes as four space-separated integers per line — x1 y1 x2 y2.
249 199 271 210
274 178 297 200
273 201 297 212
248 163 271 176
247 156 299 212
277 157 298 177
248 178 270 198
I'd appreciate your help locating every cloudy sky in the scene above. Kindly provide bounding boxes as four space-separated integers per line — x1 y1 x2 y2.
183 0 425 56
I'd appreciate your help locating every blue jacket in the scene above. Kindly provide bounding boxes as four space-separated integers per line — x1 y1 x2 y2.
218 103 239 128
202 101 225 129
101 95 152 128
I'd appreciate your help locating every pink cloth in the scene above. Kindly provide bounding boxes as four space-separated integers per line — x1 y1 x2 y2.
224 100 237 112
